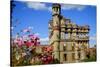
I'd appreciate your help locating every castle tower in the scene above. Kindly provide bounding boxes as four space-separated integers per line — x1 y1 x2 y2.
49 4 61 61
49 3 90 63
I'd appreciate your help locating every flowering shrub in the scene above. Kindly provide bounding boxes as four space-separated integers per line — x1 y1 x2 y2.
11 33 56 66
11 33 41 65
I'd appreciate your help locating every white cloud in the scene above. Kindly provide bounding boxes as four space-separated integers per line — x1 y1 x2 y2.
25 2 86 11
40 37 49 41
90 35 96 41
48 7 52 12
28 26 33 30
25 2 50 11
40 37 49 45
61 4 86 11
11 26 14 30
89 34 97 48
34 33 40 36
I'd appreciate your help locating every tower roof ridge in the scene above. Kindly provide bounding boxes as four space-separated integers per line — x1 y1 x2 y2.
52 3 61 7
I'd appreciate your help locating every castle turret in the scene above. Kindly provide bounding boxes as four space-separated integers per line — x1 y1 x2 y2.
52 4 61 16
49 4 61 61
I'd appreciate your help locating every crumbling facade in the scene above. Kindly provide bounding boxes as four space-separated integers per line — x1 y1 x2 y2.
49 4 90 63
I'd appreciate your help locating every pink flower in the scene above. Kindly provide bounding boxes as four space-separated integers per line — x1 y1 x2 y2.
28 34 34 39
14 37 24 47
26 41 32 47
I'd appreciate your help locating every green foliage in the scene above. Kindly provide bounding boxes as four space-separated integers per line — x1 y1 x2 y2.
51 59 60 64
32 60 42 65
82 56 96 62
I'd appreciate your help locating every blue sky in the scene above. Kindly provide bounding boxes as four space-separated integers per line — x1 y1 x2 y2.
11 1 96 47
